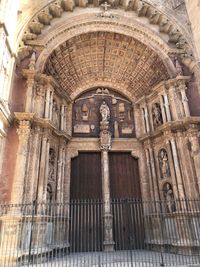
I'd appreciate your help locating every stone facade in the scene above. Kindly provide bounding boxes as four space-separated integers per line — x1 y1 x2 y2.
0 0 199 203
0 0 200 262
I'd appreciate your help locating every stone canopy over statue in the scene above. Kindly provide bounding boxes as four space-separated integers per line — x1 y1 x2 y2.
100 101 110 123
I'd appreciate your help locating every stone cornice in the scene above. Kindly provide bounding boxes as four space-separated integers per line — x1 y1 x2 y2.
139 116 200 142
33 117 71 141
14 112 71 141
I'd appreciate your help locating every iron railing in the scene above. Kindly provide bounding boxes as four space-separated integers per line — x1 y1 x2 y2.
0 199 200 266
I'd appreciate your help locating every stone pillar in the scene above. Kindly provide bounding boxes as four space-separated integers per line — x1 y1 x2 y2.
168 84 181 120
34 83 45 118
66 103 73 136
176 130 198 198
170 136 185 199
26 126 41 202
43 140 50 202
163 93 172 122
180 85 190 117
159 94 167 123
57 145 64 202
145 148 155 200
25 77 35 113
187 125 200 193
49 91 53 121
101 149 114 251
44 88 51 119
60 104 65 131
11 120 31 204
60 148 66 203
144 103 150 133
37 133 48 202
149 146 160 201
99 102 114 251
134 104 142 137
165 139 179 199
63 106 67 132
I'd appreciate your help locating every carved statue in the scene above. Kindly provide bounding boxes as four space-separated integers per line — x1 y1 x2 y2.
159 149 170 179
163 183 175 213
100 101 110 122
52 100 59 127
47 183 53 203
152 103 163 128
174 56 183 76
48 148 56 182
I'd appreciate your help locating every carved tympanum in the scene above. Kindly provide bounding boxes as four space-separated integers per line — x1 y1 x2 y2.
72 88 135 138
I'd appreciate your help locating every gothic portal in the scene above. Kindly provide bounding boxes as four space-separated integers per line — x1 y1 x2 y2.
1 0 200 259
0 0 200 236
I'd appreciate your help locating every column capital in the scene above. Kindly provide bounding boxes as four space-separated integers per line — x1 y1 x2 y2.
17 120 31 141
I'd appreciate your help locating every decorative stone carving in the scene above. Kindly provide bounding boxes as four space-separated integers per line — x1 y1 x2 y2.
152 103 163 128
99 128 112 151
158 149 170 179
174 56 183 76
100 101 110 123
48 148 56 182
82 103 89 121
163 183 175 213
72 89 135 138
52 100 59 127
47 183 53 203
28 52 36 70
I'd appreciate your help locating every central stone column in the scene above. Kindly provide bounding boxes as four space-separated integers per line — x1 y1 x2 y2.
99 101 115 251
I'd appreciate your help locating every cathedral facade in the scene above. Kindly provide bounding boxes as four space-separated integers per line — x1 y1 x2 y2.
0 0 200 262
0 0 200 204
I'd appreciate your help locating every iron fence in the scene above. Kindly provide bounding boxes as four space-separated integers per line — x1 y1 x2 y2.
0 199 200 266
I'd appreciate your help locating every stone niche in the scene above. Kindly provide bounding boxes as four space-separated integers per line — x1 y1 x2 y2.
72 87 135 138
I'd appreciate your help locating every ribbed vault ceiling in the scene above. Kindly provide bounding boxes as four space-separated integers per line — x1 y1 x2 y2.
44 32 170 99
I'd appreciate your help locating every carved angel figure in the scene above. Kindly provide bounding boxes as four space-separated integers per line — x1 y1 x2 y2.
100 101 110 122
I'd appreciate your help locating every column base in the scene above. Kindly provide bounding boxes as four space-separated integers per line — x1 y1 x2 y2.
103 241 115 252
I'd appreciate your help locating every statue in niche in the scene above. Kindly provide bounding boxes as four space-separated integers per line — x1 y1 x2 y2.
174 56 183 76
82 103 89 121
75 107 81 121
163 183 175 213
47 183 53 203
48 148 56 182
152 103 163 128
100 101 110 122
159 149 171 179
52 100 59 127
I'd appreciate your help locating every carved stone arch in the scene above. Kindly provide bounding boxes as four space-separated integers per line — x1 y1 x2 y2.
18 1 192 52
35 18 177 78
71 83 134 102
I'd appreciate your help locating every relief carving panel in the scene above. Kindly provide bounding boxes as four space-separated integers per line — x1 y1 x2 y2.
72 88 135 138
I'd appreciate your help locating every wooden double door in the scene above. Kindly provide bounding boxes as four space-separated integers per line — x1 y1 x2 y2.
69 152 143 252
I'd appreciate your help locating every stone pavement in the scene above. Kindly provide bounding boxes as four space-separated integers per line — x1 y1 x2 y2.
22 250 200 267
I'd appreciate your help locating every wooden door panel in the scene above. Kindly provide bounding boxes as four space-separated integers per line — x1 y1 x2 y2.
109 152 141 199
70 152 102 200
